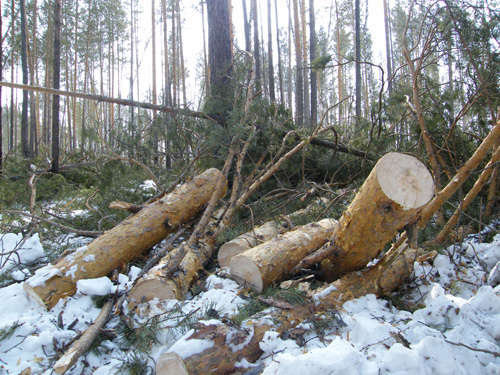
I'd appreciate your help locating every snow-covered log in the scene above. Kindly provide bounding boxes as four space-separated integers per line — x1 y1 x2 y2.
156 245 417 375
23 168 224 309
229 219 338 292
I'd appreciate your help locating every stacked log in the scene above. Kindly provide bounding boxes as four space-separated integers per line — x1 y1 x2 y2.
218 201 328 268
23 168 224 310
229 219 338 292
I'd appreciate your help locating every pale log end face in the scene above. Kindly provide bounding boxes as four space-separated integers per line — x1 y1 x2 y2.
377 152 434 209
128 279 178 306
156 352 188 375
229 255 263 293
23 282 49 309
218 243 245 268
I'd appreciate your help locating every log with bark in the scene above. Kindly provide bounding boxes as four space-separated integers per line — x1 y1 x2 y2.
23 168 224 310
128 145 234 307
156 244 417 375
229 218 338 292
318 152 434 281
218 201 328 268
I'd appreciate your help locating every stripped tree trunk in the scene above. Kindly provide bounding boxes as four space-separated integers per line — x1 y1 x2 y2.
218 202 326 267
23 168 223 309
319 152 434 281
230 219 338 292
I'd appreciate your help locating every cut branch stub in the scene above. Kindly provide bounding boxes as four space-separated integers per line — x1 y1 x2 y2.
23 168 224 310
320 152 434 281
229 218 338 293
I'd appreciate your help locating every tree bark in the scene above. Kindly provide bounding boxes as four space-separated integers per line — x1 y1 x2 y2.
319 152 434 281
292 0 303 126
20 0 30 158
230 218 338 293
23 168 224 310
206 0 233 121
51 0 61 173
218 221 286 268
156 246 417 375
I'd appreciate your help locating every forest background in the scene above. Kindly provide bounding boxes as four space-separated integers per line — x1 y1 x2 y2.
0 0 499 245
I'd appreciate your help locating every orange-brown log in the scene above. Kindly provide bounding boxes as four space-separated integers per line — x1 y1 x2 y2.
320 152 433 281
156 244 417 375
229 219 338 293
218 221 285 268
218 201 328 268
23 168 224 310
128 237 216 307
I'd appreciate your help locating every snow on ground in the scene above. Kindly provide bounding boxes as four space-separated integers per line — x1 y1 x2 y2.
0 224 499 374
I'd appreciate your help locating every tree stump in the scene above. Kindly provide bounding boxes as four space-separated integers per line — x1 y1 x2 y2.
229 219 338 292
23 168 224 310
320 152 433 281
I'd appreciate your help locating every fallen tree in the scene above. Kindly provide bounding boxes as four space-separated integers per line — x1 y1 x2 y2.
228 152 433 291
128 145 235 307
229 218 338 292
301 152 434 281
218 201 328 268
23 168 224 309
156 244 418 375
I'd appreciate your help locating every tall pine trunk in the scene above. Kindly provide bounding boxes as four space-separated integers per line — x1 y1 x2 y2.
309 0 317 125
51 0 61 173
383 0 393 95
252 0 261 93
300 0 310 126
20 0 30 158
292 0 303 127
355 0 361 120
274 0 283 103
267 0 275 102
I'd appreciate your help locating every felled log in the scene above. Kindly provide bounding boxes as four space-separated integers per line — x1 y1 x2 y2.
229 219 338 292
23 168 224 310
53 300 113 374
319 152 433 281
218 202 327 268
128 237 216 306
218 221 285 268
156 245 417 375
128 147 233 307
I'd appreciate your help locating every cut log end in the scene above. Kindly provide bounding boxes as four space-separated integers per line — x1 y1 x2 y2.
128 279 178 307
376 152 434 209
156 352 188 375
230 255 263 293
23 282 49 308
218 243 245 268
